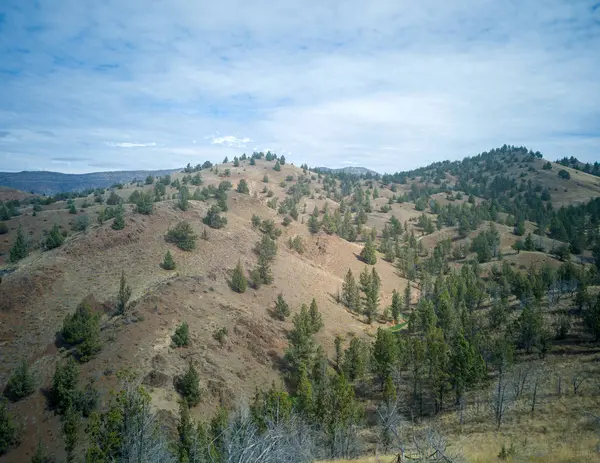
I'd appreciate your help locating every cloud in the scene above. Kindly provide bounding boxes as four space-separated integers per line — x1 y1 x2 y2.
0 131 9 138
210 135 252 148
0 0 598 173
105 142 157 148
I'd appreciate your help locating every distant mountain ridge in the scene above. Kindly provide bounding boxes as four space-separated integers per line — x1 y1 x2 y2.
0 169 179 195
315 166 379 176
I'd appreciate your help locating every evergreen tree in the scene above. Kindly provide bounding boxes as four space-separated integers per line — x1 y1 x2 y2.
273 293 290 321
162 250 175 270
514 218 526 236
237 179 249 194
390 289 401 324
308 214 320 234
166 221 198 250
116 271 132 315
524 232 535 251
172 322 190 347
9 225 28 262
342 269 361 313
177 362 201 407
230 260 248 293
273 161 281 171
49 359 79 414
360 236 377 265
111 210 125 230
177 186 190 211
403 284 411 310
0 399 20 455
3 359 35 402
360 267 381 324
309 298 323 333
45 223 64 250
372 328 399 385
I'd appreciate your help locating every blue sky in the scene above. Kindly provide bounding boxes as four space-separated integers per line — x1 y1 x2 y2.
0 0 599 174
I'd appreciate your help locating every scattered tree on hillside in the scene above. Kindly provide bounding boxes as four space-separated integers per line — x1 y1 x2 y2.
166 221 198 250
342 269 361 313
230 260 248 293
3 359 35 402
172 322 190 347
177 362 201 407
162 250 175 270
203 205 227 229
360 236 377 265
116 271 132 316
237 179 249 194
9 225 28 262
45 223 65 250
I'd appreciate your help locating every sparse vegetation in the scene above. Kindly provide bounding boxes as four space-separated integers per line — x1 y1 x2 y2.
9 225 28 262
45 223 65 250
3 359 35 402
177 362 201 407
203 205 227 229
61 300 102 362
213 326 228 346
230 260 248 293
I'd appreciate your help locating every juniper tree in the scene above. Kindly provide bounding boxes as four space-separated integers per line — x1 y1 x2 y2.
45 223 64 250
237 179 249 194
162 250 175 270
111 210 125 230
4 359 35 402
177 362 201 407
116 271 132 315
274 293 290 320
9 225 28 262
177 186 190 211
309 298 323 334
390 289 401 324
230 260 248 293
0 399 20 456
360 236 377 265
342 269 361 313
360 267 381 323
172 322 190 347
166 221 198 250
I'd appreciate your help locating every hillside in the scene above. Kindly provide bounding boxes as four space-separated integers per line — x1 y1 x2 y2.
0 169 180 195
1 148 600 462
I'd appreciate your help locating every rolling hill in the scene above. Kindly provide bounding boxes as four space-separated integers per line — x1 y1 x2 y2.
1 147 599 462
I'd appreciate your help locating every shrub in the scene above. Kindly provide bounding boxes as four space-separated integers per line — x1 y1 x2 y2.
558 169 570 180
0 399 21 455
72 215 90 232
0 223 7 235
162 250 175 270
237 179 249 194
9 225 28 262
203 206 227 229
68 203 77 214
172 322 189 347
273 161 281 171
230 260 248 293
213 327 228 346
263 175 269 183
251 214 261 228
145 175 154 184
177 362 201 407
288 235 305 254
259 219 282 239
282 216 291 226
45 223 64 250
166 221 198 250
3 360 35 402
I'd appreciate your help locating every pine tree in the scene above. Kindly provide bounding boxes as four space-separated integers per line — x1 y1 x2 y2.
390 289 401 324
308 214 320 234
360 236 377 265
274 293 290 321
372 328 399 385
295 367 313 417
230 260 248 293
404 283 411 310
342 269 361 313
524 232 534 251
162 250 175 270
360 267 381 323
178 362 201 407
116 271 132 315
178 186 190 211
9 225 28 262
309 298 323 334
4 359 35 402
273 161 281 171
45 223 64 250
111 210 125 230
63 406 80 463
514 218 526 236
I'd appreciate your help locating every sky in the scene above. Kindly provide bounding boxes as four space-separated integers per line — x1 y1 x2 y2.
0 1 599 174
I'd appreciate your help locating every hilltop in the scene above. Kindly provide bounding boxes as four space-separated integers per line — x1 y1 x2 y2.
0 147 599 462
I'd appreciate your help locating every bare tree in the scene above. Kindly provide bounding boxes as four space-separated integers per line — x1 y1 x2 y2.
489 369 515 430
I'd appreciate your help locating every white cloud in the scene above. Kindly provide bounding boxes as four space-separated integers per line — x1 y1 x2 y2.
210 136 252 148
0 0 598 173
